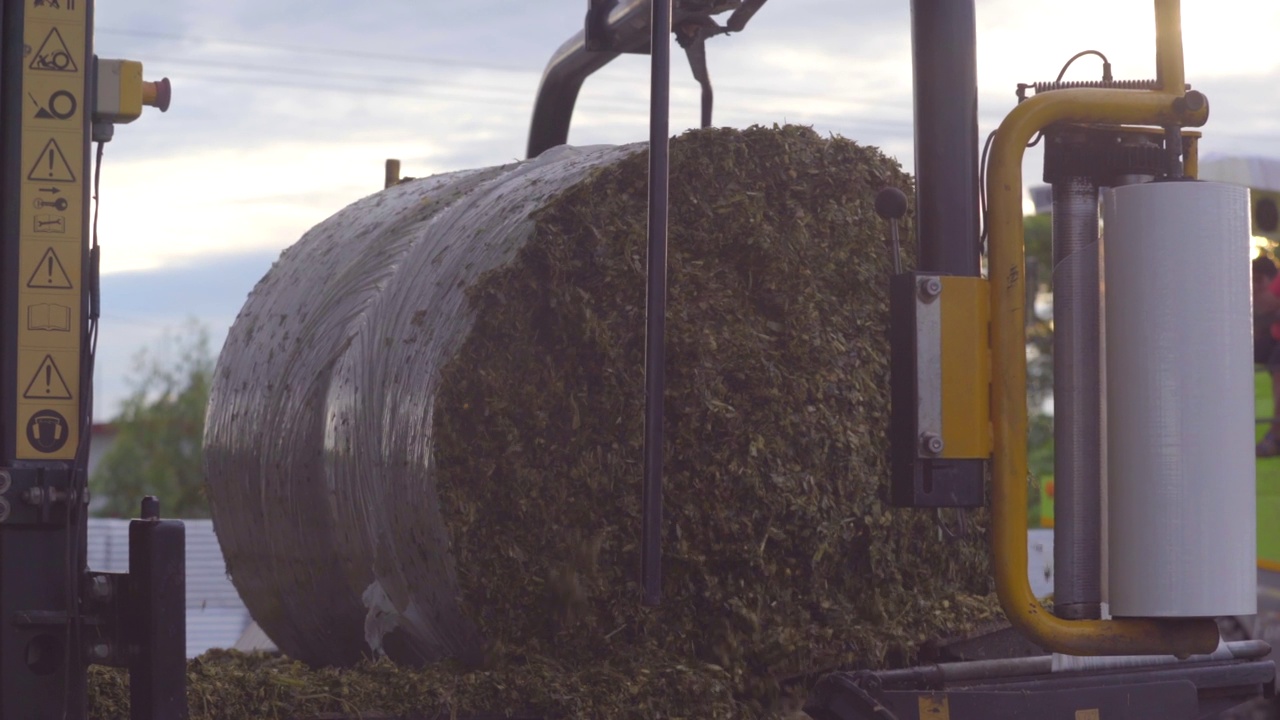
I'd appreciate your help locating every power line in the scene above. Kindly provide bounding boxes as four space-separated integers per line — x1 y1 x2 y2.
99 28 919 142
96 27 536 75
143 56 436 86
169 71 672 118
141 55 549 103
170 68 916 139
102 27 913 111
156 63 909 132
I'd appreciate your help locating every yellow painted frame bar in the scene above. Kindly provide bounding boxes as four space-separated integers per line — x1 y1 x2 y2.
985 0 1218 658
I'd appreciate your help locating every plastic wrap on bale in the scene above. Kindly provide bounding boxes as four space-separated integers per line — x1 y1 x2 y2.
203 126 995 694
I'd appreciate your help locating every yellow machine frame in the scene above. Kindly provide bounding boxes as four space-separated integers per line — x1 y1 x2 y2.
986 0 1219 656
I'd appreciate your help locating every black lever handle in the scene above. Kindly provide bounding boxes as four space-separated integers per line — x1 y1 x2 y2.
875 187 908 275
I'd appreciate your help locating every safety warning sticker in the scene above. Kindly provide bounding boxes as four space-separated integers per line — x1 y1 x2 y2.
23 354 72 400
28 27 78 73
16 6 86 459
26 409 69 454
26 138 76 182
25 247 73 289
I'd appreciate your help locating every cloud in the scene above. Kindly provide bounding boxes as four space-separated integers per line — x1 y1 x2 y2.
83 0 1279 412
95 250 281 415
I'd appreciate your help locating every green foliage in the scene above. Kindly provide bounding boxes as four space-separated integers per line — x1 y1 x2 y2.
1256 371 1280 566
1023 213 1053 279
1024 213 1054 412
1024 213 1055 527
91 321 214 518
1027 413 1054 527
1027 412 1054 479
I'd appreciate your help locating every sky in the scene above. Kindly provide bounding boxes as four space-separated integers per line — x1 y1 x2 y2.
88 0 1280 415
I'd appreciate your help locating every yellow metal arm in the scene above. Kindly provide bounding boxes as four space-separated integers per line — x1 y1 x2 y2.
986 85 1215 656
1156 0 1185 93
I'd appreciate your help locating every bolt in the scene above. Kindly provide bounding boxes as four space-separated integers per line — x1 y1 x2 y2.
919 277 942 301
1174 90 1207 115
920 433 944 457
0 497 9 524
22 487 43 506
0 470 10 494
87 643 111 662
89 576 113 602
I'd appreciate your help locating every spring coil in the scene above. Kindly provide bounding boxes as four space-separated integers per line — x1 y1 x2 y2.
1016 79 1193 103
1036 79 1158 92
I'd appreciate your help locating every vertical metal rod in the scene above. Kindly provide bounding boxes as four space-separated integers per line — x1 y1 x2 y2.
641 0 672 607
384 159 401 189
909 0 980 275
1052 177 1103 621
888 220 902 275
1163 125 1183 178
903 0 985 506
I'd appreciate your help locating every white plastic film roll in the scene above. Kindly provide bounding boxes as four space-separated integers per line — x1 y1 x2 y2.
1103 180 1256 617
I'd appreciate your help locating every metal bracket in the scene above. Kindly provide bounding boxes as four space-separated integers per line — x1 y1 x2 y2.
1042 124 1201 186
584 0 620 52
888 274 990 507
78 501 188 718
807 654 1275 720
125 508 188 719
0 466 76 527
529 0 769 157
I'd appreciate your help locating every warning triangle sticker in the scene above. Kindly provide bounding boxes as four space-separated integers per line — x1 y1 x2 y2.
23 355 72 400
26 247 73 289
26 139 75 183
28 28 78 73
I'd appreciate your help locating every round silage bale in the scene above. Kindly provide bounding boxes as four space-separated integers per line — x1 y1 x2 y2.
204 125 992 683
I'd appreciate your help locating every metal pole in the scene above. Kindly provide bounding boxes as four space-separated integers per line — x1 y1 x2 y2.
909 0 980 275
903 0 985 504
1051 176 1102 620
641 0 671 607
384 159 401 189
0 0 93 716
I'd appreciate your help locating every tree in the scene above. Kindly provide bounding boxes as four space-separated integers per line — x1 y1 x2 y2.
1024 213 1054 414
1023 214 1056 524
91 321 214 518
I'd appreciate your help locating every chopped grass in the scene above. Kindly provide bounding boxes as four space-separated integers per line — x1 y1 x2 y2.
188 126 1002 720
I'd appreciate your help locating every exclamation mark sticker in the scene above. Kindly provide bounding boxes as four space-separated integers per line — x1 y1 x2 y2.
23 355 71 401
26 140 74 184
26 248 71 290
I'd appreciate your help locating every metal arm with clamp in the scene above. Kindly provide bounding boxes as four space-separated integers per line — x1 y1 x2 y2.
529 0 770 158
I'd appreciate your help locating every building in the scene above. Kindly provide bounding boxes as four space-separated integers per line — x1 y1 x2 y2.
87 518 254 658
